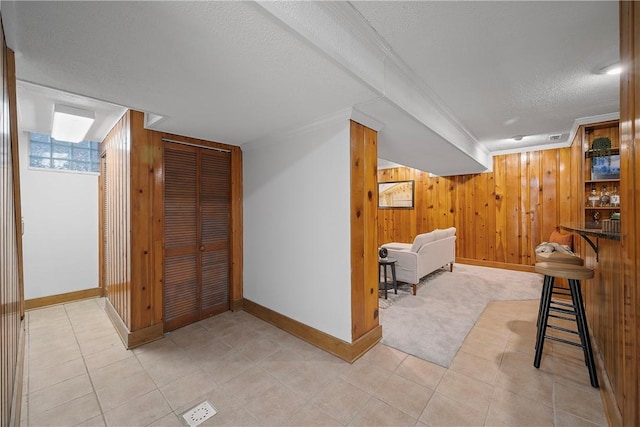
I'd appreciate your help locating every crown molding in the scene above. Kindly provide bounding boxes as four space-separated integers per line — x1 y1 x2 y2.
489 112 620 157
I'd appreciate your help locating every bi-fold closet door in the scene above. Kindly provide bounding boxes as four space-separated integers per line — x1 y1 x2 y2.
163 141 230 331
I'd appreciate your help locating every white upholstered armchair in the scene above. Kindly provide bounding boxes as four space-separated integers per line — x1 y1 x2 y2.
381 227 456 295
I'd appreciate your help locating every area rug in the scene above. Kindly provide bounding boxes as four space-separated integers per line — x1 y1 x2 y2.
379 263 543 367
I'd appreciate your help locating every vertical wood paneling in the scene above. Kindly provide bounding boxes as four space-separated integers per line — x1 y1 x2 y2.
1 35 23 427
350 121 378 341
494 155 507 263
377 119 636 427
129 111 160 330
485 173 497 262
519 154 530 265
528 151 542 265
558 148 573 226
474 173 488 260
619 3 639 424
100 114 242 345
101 111 132 328
505 156 522 265
378 147 575 269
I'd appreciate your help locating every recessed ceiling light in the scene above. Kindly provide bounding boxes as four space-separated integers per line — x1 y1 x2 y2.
598 63 622 75
512 135 525 141
51 104 95 143
503 117 520 126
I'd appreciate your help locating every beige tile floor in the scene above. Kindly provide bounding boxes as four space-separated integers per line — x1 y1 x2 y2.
20 297 608 426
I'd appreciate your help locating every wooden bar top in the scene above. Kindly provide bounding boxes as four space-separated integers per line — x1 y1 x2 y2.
560 223 621 241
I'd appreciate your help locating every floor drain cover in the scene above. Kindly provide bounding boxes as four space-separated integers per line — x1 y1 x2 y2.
180 401 217 427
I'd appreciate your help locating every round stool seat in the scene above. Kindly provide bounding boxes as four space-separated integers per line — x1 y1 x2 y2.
535 262 594 280
535 251 583 266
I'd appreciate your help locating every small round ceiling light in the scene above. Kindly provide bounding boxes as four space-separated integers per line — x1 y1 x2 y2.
598 63 622 75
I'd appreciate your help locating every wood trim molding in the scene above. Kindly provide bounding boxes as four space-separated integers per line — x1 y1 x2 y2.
242 298 382 363
456 258 536 273
231 299 243 312
6 48 25 320
128 323 164 349
592 339 623 427
105 298 163 349
25 288 103 311
105 298 129 346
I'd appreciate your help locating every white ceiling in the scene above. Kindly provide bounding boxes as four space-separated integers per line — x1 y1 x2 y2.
1 1 619 176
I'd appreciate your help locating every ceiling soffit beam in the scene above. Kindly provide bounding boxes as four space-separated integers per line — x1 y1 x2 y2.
254 1 492 171
242 106 384 152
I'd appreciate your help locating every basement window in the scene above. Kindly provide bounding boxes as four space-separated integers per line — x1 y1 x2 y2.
29 132 100 173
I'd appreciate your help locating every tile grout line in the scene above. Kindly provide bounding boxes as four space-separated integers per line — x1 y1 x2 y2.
63 299 108 427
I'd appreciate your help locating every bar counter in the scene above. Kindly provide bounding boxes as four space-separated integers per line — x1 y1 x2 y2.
560 222 620 261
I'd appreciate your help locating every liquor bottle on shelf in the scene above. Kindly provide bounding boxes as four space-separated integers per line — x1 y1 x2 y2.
600 185 610 207
610 186 620 207
588 186 599 207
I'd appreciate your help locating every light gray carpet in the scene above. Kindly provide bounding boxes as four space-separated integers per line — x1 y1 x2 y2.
379 263 543 367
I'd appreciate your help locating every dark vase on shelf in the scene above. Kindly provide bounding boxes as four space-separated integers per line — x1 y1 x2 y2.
600 185 610 207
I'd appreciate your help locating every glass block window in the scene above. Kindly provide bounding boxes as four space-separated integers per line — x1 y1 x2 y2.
29 132 101 173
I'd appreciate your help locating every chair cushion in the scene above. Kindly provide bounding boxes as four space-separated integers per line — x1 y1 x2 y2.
432 229 445 240
411 232 435 252
549 229 573 249
535 251 583 265
432 227 455 241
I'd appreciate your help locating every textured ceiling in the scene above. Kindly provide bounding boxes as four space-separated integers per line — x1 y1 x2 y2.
351 1 619 152
2 1 620 175
6 1 376 145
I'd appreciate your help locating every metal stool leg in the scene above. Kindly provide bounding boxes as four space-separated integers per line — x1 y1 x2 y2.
383 264 388 299
569 278 599 388
537 274 552 328
534 275 554 367
390 263 397 294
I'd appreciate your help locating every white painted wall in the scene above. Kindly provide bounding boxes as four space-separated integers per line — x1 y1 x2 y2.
243 118 352 342
18 132 99 299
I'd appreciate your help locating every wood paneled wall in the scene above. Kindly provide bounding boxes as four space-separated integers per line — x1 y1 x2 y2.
619 2 640 425
100 110 243 347
350 121 380 341
378 116 634 424
0 29 24 427
378 145 580 269
101 110 133 328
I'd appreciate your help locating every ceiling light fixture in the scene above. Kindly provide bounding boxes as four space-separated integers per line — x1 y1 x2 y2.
512 135 525 141
51 104 95 143
598 63 622 75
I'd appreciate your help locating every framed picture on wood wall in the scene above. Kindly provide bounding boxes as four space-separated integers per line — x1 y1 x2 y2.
591 154 620 180
378 180 415 209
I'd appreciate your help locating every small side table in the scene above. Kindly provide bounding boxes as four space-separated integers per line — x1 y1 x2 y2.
378 257 398 299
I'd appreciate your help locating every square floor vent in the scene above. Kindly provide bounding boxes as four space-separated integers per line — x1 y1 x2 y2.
180 401 217 427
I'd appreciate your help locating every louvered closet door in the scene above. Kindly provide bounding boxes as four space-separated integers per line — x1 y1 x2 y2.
200 150 230 317
164 144 199 331
163 142 231 331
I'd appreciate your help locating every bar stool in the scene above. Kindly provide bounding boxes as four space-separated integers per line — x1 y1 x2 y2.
534 261 598 388
534 252 584 326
